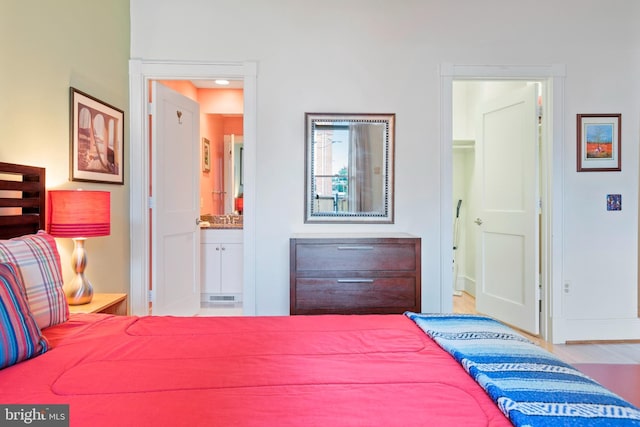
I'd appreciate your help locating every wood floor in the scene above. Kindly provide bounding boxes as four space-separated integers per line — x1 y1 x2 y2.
453 291 640 364
453 292 640 407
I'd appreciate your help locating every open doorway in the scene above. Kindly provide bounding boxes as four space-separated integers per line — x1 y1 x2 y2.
440 64 566 342
151 79 245 317
128 60 258 317
452 80 542 335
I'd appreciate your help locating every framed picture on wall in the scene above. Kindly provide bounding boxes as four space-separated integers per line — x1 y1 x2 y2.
70 87 125 184
577 114 621 172
202 138 211 172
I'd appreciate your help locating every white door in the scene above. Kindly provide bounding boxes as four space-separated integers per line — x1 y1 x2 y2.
150 81 201 316
475 84 539 334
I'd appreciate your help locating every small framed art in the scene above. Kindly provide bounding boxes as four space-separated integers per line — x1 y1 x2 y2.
577 114 621 172
70 88 125 184
202 138 211 172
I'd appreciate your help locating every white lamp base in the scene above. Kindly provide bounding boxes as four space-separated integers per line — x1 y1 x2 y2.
65 238 94 305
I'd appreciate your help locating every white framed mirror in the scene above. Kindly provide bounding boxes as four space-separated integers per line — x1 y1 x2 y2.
305 113 395 223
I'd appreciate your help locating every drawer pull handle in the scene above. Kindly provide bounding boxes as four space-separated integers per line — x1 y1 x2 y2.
337 279 374 283
337 246 374 250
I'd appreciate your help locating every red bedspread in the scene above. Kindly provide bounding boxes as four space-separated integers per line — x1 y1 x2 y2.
0 314 512 426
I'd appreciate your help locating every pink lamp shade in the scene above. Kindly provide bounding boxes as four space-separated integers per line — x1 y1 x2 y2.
48 190 110 238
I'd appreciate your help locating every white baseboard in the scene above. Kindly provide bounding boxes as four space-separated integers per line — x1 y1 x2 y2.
455 276 475 297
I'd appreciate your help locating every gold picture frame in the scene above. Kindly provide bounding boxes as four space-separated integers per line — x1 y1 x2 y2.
202 137 211 172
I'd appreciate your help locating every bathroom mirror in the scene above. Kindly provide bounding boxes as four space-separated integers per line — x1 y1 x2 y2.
305 113 395 223
224 134 243 214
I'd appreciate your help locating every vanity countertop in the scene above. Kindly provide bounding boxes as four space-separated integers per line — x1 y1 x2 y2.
200 224 243 230
199 214 243 230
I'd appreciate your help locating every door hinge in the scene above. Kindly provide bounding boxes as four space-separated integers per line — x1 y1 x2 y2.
536 277 542 300
536 280 542 312
148 196 155 209
148 289 154 302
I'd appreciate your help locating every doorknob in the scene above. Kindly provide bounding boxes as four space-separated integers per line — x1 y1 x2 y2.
474 218 483 225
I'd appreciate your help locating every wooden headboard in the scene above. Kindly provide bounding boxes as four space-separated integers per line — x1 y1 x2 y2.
0 162 46 239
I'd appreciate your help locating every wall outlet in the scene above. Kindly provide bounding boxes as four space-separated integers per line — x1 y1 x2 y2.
563 281 571 294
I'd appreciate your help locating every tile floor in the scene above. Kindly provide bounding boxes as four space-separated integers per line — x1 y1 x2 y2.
197 302 244 316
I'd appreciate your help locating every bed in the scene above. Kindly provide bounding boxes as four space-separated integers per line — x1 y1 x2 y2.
0 162 639 427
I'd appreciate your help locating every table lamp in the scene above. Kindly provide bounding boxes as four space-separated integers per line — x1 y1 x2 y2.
47 190 110 305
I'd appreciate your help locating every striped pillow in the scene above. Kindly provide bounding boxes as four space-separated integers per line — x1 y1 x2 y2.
0 263 48 369
0 231 68 329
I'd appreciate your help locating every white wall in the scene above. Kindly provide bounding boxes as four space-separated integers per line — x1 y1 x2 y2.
130 0 640 341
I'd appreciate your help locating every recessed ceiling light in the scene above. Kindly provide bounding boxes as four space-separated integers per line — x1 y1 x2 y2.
215 79 230 86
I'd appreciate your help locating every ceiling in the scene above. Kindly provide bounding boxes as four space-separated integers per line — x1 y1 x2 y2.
191 79 244 89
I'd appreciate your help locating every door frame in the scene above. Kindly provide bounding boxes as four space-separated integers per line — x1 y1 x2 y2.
440 64 566 342
128 60 258 316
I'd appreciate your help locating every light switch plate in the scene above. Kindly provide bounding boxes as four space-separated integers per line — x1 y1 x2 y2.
606 194 621 211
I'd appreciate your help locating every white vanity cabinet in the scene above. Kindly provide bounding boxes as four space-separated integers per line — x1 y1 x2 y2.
201 229 243 302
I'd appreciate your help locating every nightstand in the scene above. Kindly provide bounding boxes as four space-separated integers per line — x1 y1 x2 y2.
68 293 128 315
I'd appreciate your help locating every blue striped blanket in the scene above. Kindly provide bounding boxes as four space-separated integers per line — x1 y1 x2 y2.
405 312 640 426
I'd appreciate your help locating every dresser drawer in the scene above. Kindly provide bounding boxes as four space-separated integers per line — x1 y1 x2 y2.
295 242 417 271
294 277 417 314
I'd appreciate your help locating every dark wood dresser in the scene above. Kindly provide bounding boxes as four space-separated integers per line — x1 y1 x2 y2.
290 234 421 315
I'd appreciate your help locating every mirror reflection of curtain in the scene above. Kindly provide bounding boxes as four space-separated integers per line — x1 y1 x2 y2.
348 124 373 212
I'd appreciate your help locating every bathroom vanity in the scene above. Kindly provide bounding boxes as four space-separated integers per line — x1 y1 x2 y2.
201 228 243 303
